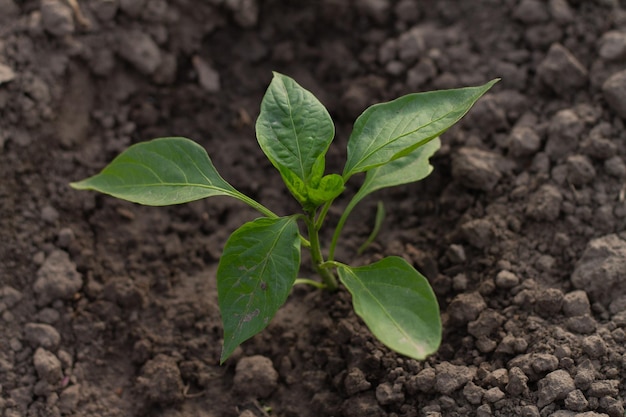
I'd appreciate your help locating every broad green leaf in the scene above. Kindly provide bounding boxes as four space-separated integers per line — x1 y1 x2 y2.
337 257 441 360
217 216 300 363
343 79 498 178
70 137 238 206
256 72 335 199
306 174 345 207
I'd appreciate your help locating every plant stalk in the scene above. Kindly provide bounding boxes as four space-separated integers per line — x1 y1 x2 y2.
305 213 338 291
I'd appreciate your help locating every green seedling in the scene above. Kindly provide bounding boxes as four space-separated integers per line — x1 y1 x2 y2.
71 72 497 363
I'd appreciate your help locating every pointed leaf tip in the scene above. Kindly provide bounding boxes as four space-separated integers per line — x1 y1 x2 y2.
70 137 239 206
343 79 498 178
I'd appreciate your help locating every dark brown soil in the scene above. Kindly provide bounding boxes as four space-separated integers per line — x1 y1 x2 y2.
2 1 626 416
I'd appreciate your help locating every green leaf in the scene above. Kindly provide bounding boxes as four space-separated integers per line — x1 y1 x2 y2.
343 79 498 178
217 216 301 363
70 137 276 217
70 137 236 205
306 174 345 207
256 72 335 199
337 257 441 360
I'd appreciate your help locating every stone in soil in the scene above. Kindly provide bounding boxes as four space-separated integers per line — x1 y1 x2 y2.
571 234 626 307
24 323 61 350
434 362 475 395
341 393 385 417
526 184 563 222
537 369 576 408
602 70 626 119
537 43 588 96
33 348 63 384
40 0 75 37
451 147 505 192
33 250 82 306
447 292 487 325
117 30 162 75
233 355 279 399
136 354 184 405
545 109 584 161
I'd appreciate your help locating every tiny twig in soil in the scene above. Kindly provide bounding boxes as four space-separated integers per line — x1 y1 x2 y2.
65 0 91 28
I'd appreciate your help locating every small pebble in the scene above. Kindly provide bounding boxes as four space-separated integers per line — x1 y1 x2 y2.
41 0 75 37
588 380 619 397
537 43 587 97
136 354 184 404
117 30 162 75
604 156 626 178
535 288 563 316
505 367 528 396
526 184 562 221
461 218 495 249
33 348 63 384
508 126 541 157
446 244 466 264
495 270 519 289
513 0 549 24
563 291 591 317
603 70 626 119
24 323 61 350
34 250 82 306
434 362 475 395
0 63 16 85
447 292 487 325
41 205 59 223
0 286 23 309
476 403 492 417
344 367 371 395
57 228 75 249
483 387 505 403
375 382 404 405
545 109 583 160
452 148 504 192
599 31 626 61
233 355 278 399
581 335 607 358
564 389 588 411
566 155 596 186
463 381 484 404
537 369 575 407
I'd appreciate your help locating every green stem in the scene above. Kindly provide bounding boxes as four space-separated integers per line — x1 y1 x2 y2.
227 190 279 219
315 199 334 230
328 197 358 261
293 278 326 289
305 213 338 291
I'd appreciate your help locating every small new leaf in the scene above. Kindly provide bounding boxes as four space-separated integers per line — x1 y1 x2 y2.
306 174 344 207
337 257 441 360
217 216 301 363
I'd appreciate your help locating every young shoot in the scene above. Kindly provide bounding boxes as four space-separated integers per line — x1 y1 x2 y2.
71 72 497 363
